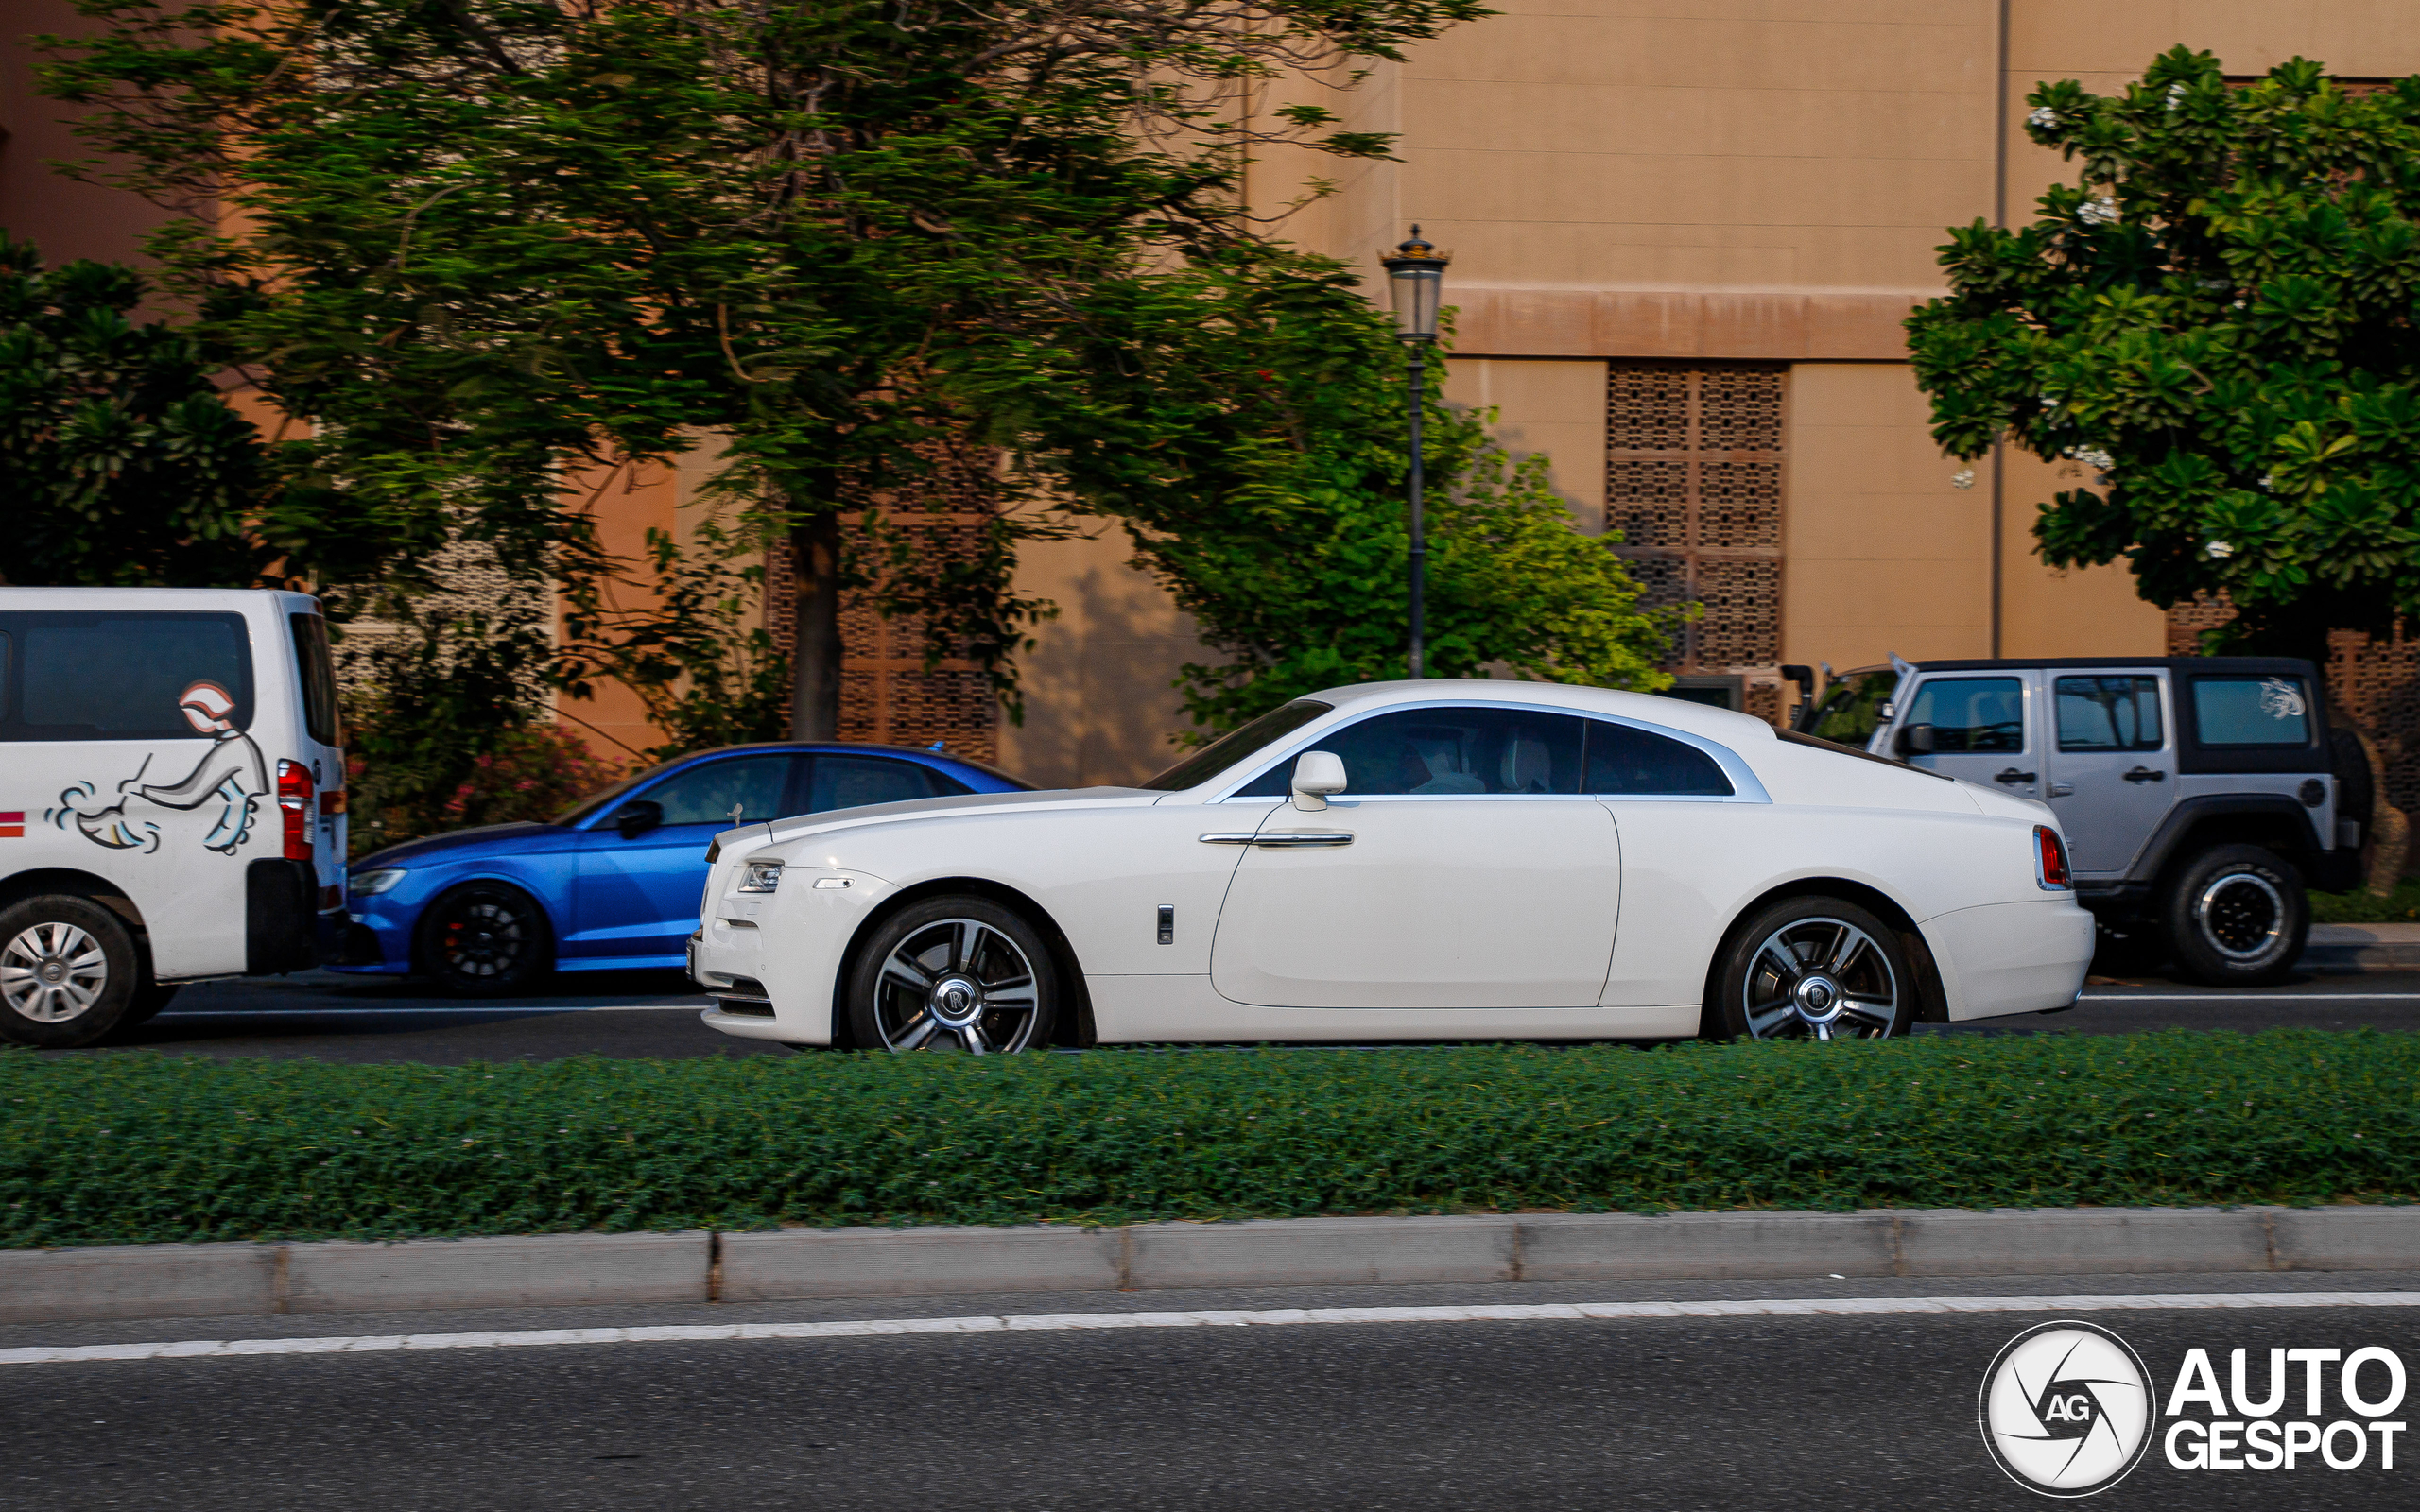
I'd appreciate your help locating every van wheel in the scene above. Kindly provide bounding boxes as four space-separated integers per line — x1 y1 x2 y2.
0 895 138 1049
1707 896 1913 1040
2164 844 2307 986
420 883 553 997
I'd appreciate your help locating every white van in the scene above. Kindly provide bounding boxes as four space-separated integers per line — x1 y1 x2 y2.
0 588 347 1046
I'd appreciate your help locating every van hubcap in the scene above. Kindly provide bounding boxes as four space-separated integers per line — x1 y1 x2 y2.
1 922 109 1023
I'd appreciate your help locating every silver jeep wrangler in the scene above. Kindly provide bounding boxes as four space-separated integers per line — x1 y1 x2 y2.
1788 657 2363 986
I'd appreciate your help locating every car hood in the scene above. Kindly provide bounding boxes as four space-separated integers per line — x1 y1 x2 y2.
719 786 1158 854
353 821 561 870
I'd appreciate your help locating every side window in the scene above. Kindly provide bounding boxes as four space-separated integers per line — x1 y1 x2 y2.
1236 707 1586 797
1902 676 2024 753
290 613 342 747
637 755 794 827
810 756 948 813
4 612 253 741
2192 677 2312 747
2055 676 2163 752
1583 721 1733 796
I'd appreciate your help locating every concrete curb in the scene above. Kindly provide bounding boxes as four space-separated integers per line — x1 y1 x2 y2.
2301 924 2420 973
4 1206 2417 1325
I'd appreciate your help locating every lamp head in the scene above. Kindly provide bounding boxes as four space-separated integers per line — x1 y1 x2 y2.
1377 224 1450 342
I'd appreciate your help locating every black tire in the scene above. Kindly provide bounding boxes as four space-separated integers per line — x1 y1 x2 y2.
418 883 554 997
2163 843 2308 987
1706 895 1914 1041
115 982 182 1033
845 896 1059 1054
0 894 140 1049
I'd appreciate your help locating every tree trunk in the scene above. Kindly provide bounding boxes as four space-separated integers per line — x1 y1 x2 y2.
788 509 842 741
2360 725 2410 898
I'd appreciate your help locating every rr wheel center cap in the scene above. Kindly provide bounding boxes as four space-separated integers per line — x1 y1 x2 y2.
1794 974 1843 1023
931 977 983 1027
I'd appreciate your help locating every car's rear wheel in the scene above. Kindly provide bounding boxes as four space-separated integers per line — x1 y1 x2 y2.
0 894 139 1049
420 883 553 997
846 897 1059 1054
2163 843 2307 987
1708 896 1913 1041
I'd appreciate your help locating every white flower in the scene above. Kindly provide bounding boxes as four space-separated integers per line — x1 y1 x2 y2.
2167 82 2187 109
2079 196 2119 225
2041 395 2061 408
1951 468 1977 490
2029 106 2061 129
2068 447 2115 470
2257 473 2275 490
2207 540 2236 559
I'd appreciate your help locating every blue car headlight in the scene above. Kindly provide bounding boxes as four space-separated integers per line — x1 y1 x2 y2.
351 868 409 896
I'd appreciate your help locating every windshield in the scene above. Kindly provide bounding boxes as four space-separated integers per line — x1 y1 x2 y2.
552 757 684 827
1138 700 1334 792
1805 670 1898 747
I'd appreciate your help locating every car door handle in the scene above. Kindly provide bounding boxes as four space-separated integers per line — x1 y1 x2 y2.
1200 831 1355 849
2122 766 2167 783
2047 782 2075 797
1199 833 1262 845
1994 767 2037 785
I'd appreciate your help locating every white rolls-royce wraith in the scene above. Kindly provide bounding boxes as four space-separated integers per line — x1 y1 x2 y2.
691 680 2095 1052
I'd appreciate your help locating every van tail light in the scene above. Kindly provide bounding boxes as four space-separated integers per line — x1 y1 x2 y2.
277 759 315 861
2035 825 2071 890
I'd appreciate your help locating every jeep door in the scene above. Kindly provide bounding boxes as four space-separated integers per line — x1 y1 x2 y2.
2042 671 2173 877
1896 671 2042 799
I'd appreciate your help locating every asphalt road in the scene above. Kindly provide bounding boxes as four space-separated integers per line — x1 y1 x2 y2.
77 967 2420 1062
7 1271 2416 1510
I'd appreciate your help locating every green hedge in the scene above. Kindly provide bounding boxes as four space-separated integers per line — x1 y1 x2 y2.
3 1030 2414 1248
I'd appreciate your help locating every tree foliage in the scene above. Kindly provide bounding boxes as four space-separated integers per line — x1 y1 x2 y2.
1908 50 2420 662
0 235 268 588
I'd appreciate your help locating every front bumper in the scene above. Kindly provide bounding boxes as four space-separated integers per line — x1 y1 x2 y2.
691 867 887 1047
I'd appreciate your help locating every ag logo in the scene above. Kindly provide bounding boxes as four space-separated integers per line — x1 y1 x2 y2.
1979 1321 2156 1497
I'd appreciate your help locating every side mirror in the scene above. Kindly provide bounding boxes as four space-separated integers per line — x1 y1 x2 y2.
1289 751 1347 812
613 799 664 839
1895 723 1936 758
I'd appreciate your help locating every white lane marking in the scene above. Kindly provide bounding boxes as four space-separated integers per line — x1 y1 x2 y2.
9 1291 2418 1367
2080 993 2420 1002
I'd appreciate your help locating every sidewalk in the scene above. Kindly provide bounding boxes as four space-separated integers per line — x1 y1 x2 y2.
2302 921 2420 972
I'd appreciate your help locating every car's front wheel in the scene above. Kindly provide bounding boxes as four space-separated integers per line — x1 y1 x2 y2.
0 894 139 1049
1708 896 1913 1041
420 883 553 997
845 897 1059 1054
2163 843 2307 987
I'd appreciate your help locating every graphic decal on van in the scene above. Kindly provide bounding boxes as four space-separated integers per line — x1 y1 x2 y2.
45 681 268 855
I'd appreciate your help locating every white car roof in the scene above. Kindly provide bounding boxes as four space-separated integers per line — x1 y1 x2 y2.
1299 679 1779 745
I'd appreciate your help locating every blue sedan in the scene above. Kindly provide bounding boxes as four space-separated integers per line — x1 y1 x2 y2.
336 742 1031 995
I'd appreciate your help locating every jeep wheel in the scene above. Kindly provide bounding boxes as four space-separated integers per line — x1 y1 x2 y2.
2164 844 2308 987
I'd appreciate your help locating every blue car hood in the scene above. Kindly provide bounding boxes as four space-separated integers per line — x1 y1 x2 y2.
354 821 562 870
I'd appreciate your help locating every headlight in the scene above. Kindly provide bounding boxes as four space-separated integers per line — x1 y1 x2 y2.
351 868 408 896
738 860 784 894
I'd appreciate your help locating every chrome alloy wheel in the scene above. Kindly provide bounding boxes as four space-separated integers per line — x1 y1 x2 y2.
1740 916 1901 1040
2194 871 2286 962
0 921 110 1023
871 918 1042 1054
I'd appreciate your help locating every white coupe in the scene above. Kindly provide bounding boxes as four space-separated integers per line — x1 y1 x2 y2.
692 680 2096 1052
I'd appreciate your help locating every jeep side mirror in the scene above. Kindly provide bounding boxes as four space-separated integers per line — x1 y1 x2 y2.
1290 751 1347 813
613 799 664 839
1895 723 1936 757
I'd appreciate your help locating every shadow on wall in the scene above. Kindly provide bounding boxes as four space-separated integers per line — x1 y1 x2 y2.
1002 532 1209 790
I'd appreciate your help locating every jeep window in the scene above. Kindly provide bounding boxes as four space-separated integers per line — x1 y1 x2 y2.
1 611 253 742
1902 676 2024 753
2055 676 2163 752
1805 669 1897 746
2193 676 2312 747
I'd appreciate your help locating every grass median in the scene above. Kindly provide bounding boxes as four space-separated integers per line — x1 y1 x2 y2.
3 1029 2414 1248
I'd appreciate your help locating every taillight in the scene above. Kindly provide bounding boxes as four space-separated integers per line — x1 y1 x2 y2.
2035 825 2070 890
278 759 315 861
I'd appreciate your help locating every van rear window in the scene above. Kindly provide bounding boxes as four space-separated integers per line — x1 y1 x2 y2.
0 611 253 742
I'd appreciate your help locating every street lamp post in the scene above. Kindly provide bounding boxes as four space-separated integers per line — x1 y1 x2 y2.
1379 227 1448 679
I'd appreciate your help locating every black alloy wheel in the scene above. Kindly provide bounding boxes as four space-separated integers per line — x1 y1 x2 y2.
845 896 1059 1054
421 883 553 997
2163 843 2307 987
1707 895 1914 1041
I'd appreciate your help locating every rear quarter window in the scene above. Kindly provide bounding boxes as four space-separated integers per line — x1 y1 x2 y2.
0 611 253 741
2191 677 2312 747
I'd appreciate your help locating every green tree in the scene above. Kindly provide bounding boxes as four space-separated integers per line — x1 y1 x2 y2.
0 234 266 587
1908 50 2420 665
38 0 1486 728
